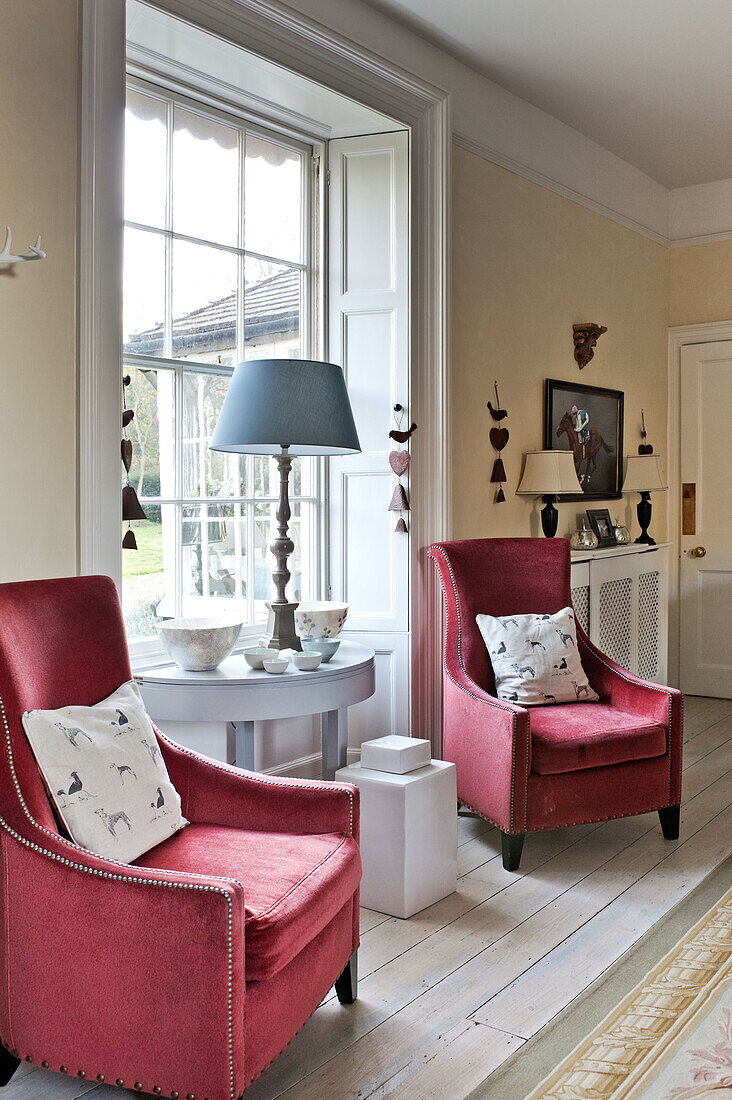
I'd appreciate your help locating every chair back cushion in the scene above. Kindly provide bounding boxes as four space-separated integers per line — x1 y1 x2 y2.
0 576 132 834
428 538 573 693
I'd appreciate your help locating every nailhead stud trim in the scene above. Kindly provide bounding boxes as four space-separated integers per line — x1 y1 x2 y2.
135 1082 143 1090
24 1055 32 1063
78 1069 86 1078
171 1091 179 1098
97 1074 105 1082
153 723 357 836
41 1061 49 1068
153 1087 162 1095
116 1078 124 1087
0 695 238 1100
60 1066 68 1073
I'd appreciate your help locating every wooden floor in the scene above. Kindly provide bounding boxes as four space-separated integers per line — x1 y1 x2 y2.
12 695 732 1100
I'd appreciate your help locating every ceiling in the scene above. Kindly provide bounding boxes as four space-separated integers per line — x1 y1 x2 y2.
364 0 732 189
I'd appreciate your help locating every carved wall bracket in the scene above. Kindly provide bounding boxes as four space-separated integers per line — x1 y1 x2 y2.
573 322 607 369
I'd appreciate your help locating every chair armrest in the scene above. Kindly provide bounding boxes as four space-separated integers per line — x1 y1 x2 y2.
0 818 245 1099
579 630 682 724
157 730 358 839
442 654 532 834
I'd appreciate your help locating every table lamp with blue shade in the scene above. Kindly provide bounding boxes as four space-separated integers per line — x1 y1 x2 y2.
210 358 361 650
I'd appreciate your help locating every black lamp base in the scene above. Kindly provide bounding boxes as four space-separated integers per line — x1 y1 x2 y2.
635 490 656 545
541 494 559 538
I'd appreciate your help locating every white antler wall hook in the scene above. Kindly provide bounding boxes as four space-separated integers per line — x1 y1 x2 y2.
0 226 46 264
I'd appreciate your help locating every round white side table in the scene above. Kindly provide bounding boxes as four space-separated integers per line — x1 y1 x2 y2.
135 640 376 779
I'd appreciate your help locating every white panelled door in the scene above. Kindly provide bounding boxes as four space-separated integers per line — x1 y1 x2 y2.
680 340 732 697
328 130 410 747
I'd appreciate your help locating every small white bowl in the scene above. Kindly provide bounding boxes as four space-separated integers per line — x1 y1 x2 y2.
263 658 289 675
243 647 279 670
293 651 323 671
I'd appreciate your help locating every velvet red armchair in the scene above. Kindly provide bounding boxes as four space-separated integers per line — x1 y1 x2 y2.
0 575 361 1099
427 538 683 871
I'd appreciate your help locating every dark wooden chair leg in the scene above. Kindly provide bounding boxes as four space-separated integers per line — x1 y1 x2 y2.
658 804 680 840
0 1044 20 1087
501 832 525 872
334 950 358 1005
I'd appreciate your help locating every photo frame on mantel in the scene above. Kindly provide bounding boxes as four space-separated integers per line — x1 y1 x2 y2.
544 378 624 501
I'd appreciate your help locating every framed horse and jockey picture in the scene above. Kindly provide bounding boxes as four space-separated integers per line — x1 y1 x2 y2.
544 378 624 500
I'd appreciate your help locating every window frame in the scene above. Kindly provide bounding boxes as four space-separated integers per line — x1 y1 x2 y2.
123 74 327 662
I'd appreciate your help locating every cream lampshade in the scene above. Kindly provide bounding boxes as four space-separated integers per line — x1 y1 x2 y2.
516 450 583 537
622 454 667 545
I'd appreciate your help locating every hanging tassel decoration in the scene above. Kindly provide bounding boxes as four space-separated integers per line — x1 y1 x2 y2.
122 374 146 548
487 381 510 502
387 404 414 532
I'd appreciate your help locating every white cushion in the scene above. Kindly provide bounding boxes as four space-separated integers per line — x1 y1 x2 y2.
22 680 187 862
475 606 598 706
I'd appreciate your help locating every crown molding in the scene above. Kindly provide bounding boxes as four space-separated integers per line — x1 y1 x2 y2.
453 131 669 247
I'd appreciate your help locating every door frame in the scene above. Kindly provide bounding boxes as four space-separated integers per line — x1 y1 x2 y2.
667 319 732 690
80 0 450 744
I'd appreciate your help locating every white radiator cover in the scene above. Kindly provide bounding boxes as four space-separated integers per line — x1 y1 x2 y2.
570 543 670 684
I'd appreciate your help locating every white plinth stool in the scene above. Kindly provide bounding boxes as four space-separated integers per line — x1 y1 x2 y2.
336 736 457 919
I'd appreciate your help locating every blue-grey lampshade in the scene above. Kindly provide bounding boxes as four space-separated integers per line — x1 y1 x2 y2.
210 359 361 457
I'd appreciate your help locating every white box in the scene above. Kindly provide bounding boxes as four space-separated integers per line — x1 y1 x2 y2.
360 734 431 774
336 759 457 919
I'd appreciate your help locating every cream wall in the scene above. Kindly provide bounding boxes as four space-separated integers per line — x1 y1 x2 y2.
451 145 669 544
0 0 79 581
668 240 732 326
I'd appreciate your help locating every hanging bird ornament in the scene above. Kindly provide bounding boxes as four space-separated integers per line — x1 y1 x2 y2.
387 403 415 531
488 382 510 502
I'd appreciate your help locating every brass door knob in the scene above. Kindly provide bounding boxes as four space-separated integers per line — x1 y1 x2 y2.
687 546 707 557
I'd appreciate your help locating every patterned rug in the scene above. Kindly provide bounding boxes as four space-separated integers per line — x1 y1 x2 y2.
526 889 732 1099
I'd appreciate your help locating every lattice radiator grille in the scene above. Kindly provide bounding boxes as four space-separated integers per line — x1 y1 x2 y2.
599 577 633 670
571 585 590 634
638 570 661 681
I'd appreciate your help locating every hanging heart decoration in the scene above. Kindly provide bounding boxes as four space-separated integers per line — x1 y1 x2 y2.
488 382 510 503
389 449 411 476
489 427 509 452
387 404 415 532
121 438 133 473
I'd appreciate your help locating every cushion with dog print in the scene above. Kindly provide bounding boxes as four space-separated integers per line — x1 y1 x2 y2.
22 679 187 862
475 606 598 706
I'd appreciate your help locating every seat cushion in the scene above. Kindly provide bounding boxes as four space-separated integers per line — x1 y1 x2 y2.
530 702 667 775
134 823 361 980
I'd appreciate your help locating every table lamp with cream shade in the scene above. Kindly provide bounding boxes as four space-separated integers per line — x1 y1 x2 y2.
210 358 361 650
516 450 583 537
622 454 667 545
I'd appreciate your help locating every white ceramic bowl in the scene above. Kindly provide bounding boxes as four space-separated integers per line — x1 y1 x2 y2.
157 618 242 671
294 602 349 641
293 651 323 671
243 647 279 670
263 658 289 675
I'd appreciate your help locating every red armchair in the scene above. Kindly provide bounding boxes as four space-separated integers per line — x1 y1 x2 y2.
427 538 683 871
0 576 361 1099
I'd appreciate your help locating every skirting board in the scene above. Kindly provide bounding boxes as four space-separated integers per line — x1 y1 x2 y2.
265 746 362 779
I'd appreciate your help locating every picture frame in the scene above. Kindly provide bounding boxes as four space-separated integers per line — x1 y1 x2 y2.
586 508 617 548
544 378 624 500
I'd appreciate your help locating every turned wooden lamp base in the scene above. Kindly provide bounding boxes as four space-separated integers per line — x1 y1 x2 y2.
263 601 302 652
